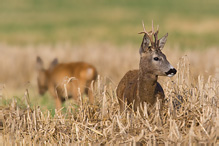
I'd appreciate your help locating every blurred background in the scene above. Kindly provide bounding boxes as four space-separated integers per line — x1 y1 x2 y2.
1 0 219 47
0 0 218 109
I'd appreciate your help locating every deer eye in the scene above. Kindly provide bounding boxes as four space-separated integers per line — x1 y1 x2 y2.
153 57 159 61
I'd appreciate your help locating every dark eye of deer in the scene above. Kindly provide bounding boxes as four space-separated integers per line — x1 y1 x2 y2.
154 57 159 61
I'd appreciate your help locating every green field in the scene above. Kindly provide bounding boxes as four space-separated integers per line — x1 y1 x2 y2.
1 0 219 49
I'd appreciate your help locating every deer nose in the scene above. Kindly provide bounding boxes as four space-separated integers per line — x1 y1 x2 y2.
165 68 177 77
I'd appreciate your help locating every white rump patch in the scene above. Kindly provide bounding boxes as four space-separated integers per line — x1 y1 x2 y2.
87 68 93 78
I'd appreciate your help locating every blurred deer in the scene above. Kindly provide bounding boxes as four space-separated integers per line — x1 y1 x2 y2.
36 57 98 109
117 22 177 113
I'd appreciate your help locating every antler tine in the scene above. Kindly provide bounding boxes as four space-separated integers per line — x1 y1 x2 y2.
139 21 154 44
154 25 160 47
138 20 149 35
152 20 154 34
142 20 146 34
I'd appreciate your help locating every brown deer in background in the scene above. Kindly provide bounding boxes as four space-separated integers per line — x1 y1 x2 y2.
36 57 98 109
116 22 177 113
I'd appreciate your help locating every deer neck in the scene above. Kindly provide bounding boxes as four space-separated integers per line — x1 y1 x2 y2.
45 70 52 87
138 67 158 105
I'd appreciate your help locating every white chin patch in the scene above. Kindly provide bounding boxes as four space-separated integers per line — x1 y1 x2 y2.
167 73 175 77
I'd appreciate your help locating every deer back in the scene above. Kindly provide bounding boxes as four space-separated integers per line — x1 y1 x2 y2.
36 57 97 98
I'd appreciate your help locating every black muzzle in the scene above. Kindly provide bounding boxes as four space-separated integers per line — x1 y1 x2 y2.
165 68 177 76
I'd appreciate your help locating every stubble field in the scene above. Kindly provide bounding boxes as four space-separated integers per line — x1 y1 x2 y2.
0 0 219 145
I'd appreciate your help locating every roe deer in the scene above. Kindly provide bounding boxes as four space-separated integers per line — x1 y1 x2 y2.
36 57 98 109
116 22 177 113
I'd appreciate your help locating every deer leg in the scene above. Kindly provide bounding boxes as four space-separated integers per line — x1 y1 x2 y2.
119 94 125 113
55 96 62 110
79 80 86 95
120 103 125 113
79 80 94 104
86 81 95 104
88 85 94 104
49 87 63 110
70 81 80 104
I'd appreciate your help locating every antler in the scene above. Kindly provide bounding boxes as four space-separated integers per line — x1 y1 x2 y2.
154 25 159 47
139 20 159 48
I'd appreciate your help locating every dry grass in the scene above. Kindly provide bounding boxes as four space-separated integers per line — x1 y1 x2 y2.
0 44 218 145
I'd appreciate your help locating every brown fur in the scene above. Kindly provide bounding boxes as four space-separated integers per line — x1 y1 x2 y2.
117 23 176 113
37 57 98 109
117 69 164 112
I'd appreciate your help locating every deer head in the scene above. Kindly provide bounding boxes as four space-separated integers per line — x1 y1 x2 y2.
138 21 177 77
36 56 58 95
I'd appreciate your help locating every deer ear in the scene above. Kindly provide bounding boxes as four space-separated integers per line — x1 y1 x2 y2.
139 34 151 54
36 56 44 71
158 33 168 50
49 58 58 70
